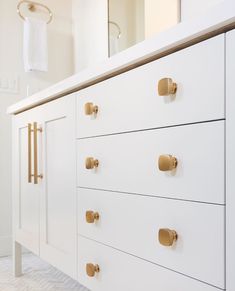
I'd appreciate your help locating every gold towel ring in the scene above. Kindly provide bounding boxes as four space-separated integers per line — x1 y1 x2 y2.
17 0 53 24
109 21 121 39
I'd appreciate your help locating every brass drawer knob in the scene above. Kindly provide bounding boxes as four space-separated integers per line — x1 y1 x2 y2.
158 78 177 96
86 211 100 223
159 228 178 246
86 263 100 277
85 157 99 169
158 154 178 171
85 102 99 115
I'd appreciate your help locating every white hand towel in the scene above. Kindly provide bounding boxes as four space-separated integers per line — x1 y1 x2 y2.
23 17 48 72
109 35 119 56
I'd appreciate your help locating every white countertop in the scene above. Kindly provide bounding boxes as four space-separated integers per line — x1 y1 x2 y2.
7 0 235 115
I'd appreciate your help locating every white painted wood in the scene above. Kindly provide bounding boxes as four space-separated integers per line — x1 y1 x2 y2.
39 95 77 280
7 0 235 115
12 95 77 279
13 241 22 277
78 189 225 288
226 28 235 291
12 107 43 255
77 121 224 204
77 236 221 291
76 35 224 137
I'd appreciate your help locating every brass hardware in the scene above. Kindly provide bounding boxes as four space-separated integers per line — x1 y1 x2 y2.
159 228 178 246
33 122 43 184
158 78 177 96
28 123 32 183
28 3 36 11
17 0 53 24
86 211 100 223
109 21 122 39
84 102 98 116
158 155 178 171
85 157 99 169
86 263 100 277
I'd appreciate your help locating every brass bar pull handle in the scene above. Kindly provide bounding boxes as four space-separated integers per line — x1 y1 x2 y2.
33 122 43 184
28 123 32 183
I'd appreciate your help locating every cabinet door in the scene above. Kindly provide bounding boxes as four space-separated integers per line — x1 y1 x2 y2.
39 95 77 279
12 108 43 255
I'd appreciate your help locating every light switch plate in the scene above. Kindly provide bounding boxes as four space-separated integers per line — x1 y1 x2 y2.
0 75 19 94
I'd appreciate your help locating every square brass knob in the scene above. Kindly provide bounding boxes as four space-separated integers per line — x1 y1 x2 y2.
158 78 177 96
85 102 98 115
158 154 178 171
86 211 100 223
86 263 100 277
85 157 99 169
158 228 178 246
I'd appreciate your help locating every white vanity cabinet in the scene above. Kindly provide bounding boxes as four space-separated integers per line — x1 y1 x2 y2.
12 94 77 279
8 3 235 290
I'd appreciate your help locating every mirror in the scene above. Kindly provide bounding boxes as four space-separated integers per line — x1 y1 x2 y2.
108 0 181 56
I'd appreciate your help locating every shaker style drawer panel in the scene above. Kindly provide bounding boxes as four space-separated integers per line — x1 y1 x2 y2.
76 34 224 138
77 189 225 289
77 121 224 204
77 236 222 291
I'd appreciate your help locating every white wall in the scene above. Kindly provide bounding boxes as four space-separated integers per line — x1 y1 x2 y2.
181 0 225 21
0 0 73 257
72 0 108 73
145 0 180 38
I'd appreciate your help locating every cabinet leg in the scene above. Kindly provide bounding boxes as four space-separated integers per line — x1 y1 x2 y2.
13 241 22 277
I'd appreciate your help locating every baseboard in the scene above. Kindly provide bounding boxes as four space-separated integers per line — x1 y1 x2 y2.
0 235 12 257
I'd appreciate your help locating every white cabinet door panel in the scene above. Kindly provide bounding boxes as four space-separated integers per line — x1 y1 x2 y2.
13 95 77 279
12 107 43 255
40 95 77 279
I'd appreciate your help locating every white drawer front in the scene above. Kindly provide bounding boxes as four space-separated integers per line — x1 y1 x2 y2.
77 121 224 204
77 34 224 138
78 236 222 291
78 189 225 288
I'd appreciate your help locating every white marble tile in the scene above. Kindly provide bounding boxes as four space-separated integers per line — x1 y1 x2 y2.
0 254 89 291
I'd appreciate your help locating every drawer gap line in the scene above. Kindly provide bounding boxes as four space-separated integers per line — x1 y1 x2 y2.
76 118 225 140
77 186 225 206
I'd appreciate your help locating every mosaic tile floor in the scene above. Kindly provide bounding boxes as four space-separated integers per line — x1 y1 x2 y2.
0 253 89 291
